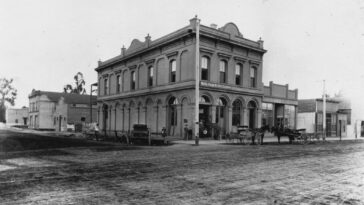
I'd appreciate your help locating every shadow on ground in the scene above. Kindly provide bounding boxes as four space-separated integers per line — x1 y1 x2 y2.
0 130 114 152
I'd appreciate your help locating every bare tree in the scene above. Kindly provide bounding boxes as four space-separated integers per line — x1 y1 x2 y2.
63 72 86 94
0 78 17 122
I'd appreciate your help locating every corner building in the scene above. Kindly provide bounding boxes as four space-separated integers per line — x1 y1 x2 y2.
96 17 268 138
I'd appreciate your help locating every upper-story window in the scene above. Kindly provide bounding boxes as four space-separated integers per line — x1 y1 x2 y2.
250 67 257 88
219 60 227 83
170 60 176 83
116 75 121 93
201 56 209 81
131 71 136 90
235 64 242 85
148 66 153 87
104 78 108 95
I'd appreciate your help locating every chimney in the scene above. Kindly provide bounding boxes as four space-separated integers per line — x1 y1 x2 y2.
98 59 102 66
145 34 151 47
210 23 217 29
121 45 126 56
258 37 264 49
189 15 199 29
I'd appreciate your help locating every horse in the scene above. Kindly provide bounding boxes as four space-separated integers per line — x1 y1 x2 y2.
271 126 298 144
250 125 270 145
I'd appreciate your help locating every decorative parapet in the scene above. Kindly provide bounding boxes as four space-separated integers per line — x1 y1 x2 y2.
264 81 298 100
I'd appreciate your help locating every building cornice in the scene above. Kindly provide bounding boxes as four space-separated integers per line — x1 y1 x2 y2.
96 22 266 72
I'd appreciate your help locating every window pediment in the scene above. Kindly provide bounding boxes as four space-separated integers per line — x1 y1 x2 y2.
218 52 232 59
249 60 260 66
166 51 179 59
200 47 214 55
233 56 247 63
144 58 155 65
128 65 137 70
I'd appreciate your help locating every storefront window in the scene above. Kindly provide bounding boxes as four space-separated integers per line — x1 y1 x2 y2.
284 105 296 129
262 103 273 128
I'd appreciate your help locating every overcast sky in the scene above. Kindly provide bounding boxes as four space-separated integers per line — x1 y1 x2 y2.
1 0 364 118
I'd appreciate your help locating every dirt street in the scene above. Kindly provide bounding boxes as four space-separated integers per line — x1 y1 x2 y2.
0 129 364 204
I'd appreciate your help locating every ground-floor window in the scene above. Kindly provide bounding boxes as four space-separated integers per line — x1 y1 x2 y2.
232 100 241 126
169 97 178 126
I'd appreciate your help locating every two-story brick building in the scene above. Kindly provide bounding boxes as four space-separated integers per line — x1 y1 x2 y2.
95 17 298 139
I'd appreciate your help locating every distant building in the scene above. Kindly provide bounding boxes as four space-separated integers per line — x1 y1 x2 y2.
297 98 350 137
5 107 29 126
28 90 97 131
95 17 298 139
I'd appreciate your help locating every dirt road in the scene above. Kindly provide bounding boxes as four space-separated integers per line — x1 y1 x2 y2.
0 129 363 204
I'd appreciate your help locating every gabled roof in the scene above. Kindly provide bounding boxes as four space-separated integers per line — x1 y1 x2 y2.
29 90 97 105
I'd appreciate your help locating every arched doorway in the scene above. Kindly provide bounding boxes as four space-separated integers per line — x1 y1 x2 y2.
156 100 163 132
232 99 242 127
129 101 136 130
168 97 178 136
199 95 212 138
146 99 154 132
248 101 257 129
102 104 109 131
216 97 228 134
181 97 190 139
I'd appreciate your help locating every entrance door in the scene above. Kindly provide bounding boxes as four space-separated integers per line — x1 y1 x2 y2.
199 104 210 138
326 113 331 137
59 116 62 131
338 120 342 137
248 101 257 129
249 109 255 129
103 105 108 131
168 97 178 136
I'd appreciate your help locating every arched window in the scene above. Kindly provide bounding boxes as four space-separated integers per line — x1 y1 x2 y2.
201 56 209 80
199 95 211 104
131 71 136 90
148 66 153 87
168 97 178 126
170 60 176 83
116 75 121 93
250 67 257 88
104 78 109 95
232 100 242 126
219 60 227 83
235 64 242 85
216 97 227 122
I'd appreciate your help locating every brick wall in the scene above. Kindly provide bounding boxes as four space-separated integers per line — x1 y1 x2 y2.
67 106 97 124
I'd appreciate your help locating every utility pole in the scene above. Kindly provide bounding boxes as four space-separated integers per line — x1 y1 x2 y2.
322 80 326 141
194 15 200 146
90 82 98 123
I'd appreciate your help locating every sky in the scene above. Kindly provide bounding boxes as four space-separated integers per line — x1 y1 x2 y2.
1 0 364 118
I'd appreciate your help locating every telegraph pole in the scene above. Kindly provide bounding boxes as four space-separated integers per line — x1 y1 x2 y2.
322 80 326 141
194 16 200 145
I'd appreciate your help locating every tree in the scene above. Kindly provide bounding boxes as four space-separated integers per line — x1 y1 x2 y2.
0 78 17 122
63 72 86 94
